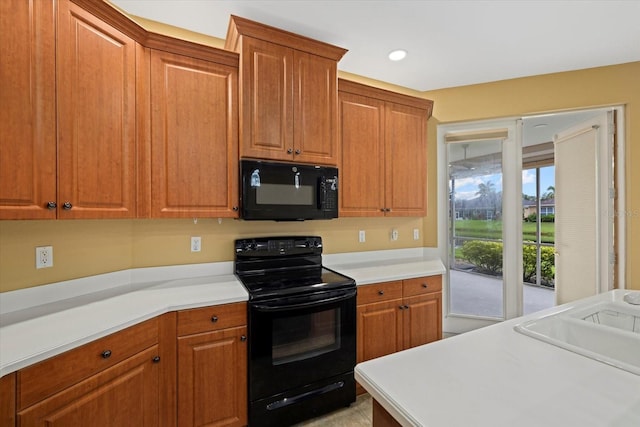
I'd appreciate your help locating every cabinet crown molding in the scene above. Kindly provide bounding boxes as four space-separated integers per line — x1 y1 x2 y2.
225 14 347 61
75 0 238 65
339 78 434 117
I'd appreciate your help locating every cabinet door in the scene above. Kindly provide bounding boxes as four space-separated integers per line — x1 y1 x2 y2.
338 92 385 216
18 346 160 427
0 0 56 219
403 293 442 349
178 327 247 427
56 0 137 218
384 102 427 216
240 37 293 161
0 373 16 427
150 50 239 217
293 51 338 165
357 300 403 363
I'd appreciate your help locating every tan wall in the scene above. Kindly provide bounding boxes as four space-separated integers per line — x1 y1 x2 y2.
0 217 426 292
422 61 640 290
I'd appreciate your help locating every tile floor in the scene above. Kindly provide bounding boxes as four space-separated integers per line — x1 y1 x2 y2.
293 393 372 426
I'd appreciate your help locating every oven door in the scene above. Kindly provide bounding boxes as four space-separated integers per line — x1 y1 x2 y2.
248 288 356 401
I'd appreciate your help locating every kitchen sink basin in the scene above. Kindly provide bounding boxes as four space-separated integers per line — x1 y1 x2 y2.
515 294 640 375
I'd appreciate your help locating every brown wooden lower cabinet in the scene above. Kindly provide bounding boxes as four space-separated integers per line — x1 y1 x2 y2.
176 303 248 427
8 303 249 427
15 319 160 427
357 275 442 388
372 399 402 427
0 373 16 427
18 345 160 427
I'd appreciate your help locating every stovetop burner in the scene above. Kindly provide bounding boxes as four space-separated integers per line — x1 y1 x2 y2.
234 236 355 301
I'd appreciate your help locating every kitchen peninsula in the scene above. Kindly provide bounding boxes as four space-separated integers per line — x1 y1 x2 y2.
355 290 640 427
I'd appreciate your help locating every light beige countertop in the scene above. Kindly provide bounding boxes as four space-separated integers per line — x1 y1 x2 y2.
325 247 445 285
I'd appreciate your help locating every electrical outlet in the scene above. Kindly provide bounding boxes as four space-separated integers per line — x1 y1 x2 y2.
358 230 366 243
413 229 420 240
36 246 53 269
191 236 201 252
391 229 399 241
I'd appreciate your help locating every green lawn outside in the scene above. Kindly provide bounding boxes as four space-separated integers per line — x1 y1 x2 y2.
453 219 555 244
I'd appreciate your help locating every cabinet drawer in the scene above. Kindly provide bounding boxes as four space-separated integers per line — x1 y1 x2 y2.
18 317 159 410
357 281 403 305
177 302 247 336
403 275 442 297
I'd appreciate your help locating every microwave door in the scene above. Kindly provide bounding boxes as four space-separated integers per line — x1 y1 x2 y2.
240 160 337 221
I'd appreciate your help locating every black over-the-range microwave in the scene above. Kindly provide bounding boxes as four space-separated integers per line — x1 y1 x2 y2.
240 159 338 221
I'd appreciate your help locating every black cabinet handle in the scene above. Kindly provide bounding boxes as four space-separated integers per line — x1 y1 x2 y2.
62 202 72 210
404 305 410 309
152 356 161 363
232 206 239 211
46 201 57 210
101 350 112 359
378 290 384 296
295 149 301 155
287 148 293 154
211 315 218 323
240 335 247 342
422 283 428 288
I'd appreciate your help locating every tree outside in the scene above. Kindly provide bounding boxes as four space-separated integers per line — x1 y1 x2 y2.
451 168 555 287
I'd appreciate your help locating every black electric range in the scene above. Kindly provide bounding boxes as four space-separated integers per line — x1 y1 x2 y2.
234 236 357 427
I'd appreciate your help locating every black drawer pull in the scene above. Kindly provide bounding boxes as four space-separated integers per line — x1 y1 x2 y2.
101 350 112 359
211 315 219 323
152 356 161 363
378 290 384 296
241 335 247 342
422 283 428 288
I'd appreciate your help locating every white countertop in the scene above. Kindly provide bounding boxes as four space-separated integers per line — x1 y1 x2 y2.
355 289 640 427
0 247 444 378
0 262 248 377
325 247 445 285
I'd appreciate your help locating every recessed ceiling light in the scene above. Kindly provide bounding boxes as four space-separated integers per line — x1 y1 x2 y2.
388 49 407 61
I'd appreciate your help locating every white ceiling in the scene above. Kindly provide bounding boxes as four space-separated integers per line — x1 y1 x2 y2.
109 0 640 92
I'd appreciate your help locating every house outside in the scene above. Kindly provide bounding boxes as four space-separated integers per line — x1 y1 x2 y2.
523 198 555 219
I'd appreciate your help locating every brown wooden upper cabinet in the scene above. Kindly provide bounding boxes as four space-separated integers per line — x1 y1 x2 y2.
0 0 137 219
338 79 433 216
147 49 240 218
225 16 347 165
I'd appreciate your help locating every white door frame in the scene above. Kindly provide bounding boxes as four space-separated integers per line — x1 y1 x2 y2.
437 107 625 335
438 118 521 334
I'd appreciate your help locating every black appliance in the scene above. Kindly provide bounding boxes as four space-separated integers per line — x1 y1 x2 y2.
235 236 356 427
240 159 338 221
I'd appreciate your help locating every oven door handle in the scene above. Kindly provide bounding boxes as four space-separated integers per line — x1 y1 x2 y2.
252 289 356 312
